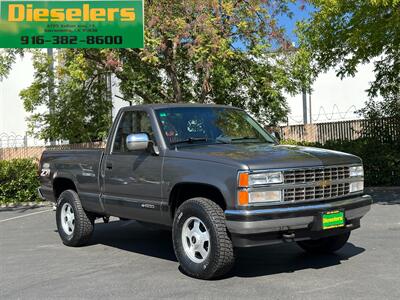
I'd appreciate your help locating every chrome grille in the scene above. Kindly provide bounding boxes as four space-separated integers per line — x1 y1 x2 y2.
284 166 350 184
283 166 351 202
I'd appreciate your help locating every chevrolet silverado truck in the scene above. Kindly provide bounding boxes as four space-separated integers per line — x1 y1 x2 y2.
38 104 372 279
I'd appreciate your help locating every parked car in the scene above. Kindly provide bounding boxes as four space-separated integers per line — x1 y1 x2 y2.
38 104 372 279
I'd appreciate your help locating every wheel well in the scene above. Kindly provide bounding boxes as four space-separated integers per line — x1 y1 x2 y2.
169 183 226 218
53 178 77 200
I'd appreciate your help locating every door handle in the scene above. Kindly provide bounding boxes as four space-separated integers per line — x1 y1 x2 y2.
106 162 113 170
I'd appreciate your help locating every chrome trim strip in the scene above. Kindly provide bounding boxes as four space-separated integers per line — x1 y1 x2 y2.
226 196 372 234
226 195 372 216
247 178 359 191
226 217 313 234
245 164 362 174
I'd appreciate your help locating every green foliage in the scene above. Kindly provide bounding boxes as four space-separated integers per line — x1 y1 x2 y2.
299 0 400 100
324 139 399 186
282 137 400 186
114 0 312 126
20 50 113 143
0 159 41 204
0 49 24 81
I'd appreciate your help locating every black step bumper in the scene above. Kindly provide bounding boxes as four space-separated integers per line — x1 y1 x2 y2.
224 194 372 247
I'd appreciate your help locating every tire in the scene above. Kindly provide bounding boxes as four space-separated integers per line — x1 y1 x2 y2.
56 189 95 247
172 198 234 280
297 232 351 254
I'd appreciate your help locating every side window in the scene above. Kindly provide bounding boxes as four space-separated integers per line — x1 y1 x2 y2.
113 111 155 153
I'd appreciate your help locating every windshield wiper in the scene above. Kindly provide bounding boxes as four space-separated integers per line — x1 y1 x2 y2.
216 136 262 144
170 137 208 146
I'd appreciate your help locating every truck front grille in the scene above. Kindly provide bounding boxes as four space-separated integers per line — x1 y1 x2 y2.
284 166 350 184
283 166 351 202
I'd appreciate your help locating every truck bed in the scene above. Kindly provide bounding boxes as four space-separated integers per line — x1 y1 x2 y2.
39 149 104 211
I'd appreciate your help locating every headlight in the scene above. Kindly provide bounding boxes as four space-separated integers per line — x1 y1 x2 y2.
238 171 283 187
237 171 284 206
349 165 364 177
350 181 364 193
249 190 282 204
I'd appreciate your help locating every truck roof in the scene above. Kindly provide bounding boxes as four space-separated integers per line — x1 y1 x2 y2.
119 103 238 112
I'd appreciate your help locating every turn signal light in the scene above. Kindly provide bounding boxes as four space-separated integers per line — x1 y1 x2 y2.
238 172 249 188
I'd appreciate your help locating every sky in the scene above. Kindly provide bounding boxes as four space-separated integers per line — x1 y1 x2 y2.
277 1 315 46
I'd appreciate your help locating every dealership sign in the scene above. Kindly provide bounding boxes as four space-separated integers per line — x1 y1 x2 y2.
0 0 144 48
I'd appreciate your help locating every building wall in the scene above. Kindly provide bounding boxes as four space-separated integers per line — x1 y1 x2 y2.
0 53 34 137
285 63 379 125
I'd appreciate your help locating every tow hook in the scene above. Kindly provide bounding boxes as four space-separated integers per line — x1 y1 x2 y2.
282 232 296 242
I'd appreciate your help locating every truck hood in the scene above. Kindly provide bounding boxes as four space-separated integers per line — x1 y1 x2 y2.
166 143 361 170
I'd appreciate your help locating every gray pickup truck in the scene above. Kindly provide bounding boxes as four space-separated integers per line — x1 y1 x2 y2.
38 104 372 279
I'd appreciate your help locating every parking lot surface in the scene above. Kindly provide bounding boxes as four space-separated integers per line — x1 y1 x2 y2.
1 188 399 299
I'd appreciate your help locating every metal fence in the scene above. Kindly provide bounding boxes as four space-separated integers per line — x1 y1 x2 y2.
0 133 27 148
279 117 400 144
0 142 105 161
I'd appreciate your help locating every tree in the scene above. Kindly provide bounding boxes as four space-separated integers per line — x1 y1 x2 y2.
20 50 113 143
298 0 400 100
113 0 311 125
0 49 24 81
21 0 312 142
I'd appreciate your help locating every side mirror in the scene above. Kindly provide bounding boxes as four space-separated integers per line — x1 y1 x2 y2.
126 133 149 151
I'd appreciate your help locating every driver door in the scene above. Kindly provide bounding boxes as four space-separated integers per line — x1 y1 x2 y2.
101 110 163 222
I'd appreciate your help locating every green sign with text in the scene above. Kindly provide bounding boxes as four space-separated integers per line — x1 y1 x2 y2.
0 0 144 48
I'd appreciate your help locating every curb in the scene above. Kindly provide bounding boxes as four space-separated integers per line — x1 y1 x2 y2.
0 201 53 211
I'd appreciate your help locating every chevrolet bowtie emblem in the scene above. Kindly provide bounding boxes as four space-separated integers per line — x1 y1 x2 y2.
319 180 331 188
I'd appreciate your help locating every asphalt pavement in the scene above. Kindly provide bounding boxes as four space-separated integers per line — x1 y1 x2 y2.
1 188 399 299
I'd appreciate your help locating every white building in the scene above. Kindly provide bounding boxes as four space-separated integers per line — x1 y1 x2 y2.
0 54 378 147
285 63 378 125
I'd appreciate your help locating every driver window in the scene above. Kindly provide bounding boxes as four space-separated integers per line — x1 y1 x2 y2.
113 111 155 153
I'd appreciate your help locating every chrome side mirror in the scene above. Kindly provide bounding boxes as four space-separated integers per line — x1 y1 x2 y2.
126 133 149 151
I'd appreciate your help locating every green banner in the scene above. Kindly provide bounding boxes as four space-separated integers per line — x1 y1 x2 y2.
0 0 144 48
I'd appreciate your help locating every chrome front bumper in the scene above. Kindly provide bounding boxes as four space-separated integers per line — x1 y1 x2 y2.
225 195 372 235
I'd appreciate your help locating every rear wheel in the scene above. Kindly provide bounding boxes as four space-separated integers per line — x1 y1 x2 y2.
297 232 351 254
56 190 94 247
172 198 234 279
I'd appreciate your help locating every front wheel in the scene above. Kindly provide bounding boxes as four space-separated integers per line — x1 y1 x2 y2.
56 190 94 247
297 232 351 254
172 198 234 280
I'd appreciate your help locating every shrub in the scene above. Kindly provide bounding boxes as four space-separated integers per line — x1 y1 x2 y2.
0 159 41 204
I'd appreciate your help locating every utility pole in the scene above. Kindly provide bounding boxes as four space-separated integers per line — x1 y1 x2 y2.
47 48 56 146
106 72 113 121
302 87 308 124
309 90 312 124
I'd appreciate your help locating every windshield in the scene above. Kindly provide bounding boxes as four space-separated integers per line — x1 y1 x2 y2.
155 107 275 147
